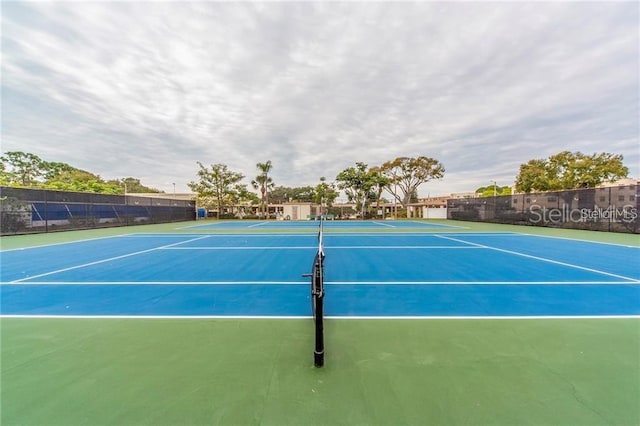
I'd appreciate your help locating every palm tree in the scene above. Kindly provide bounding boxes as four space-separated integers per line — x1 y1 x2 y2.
369 166 392 214
251 161 274 218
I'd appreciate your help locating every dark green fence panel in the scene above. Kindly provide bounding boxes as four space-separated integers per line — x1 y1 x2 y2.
1 187 196 235
447 185 638 234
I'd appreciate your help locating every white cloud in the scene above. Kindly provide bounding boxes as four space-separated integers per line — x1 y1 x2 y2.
2 2 638 195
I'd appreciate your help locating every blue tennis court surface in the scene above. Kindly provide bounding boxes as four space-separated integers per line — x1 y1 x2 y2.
1 230 639 317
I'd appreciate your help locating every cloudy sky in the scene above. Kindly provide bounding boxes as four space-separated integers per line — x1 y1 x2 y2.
2 1 638 196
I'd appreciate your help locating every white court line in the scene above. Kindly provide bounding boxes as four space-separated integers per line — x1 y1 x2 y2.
326 246 482 249
444 231 640 249
426 232 516 236
3 280 635 286
159 246 482 250
124 233 315 238
519 232 640 249
2 281 308 285
0 315 309 319
10 235 212 283
161 246 316 250
180 223 226 229
435 234 640 283
1 315 638 320
324 281 638 285
0 232 253 252
118 234 206 238
326 315 640 320
0 234 132 252
406 220 465 228
371 221 396 228
318 232 516 238
247 222 269 228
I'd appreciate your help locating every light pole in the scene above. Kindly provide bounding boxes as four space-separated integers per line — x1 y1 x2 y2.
491 180 497 196
172 183 176 197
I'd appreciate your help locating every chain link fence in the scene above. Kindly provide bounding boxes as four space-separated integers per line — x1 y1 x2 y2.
1 187 196 235
447 185 639 234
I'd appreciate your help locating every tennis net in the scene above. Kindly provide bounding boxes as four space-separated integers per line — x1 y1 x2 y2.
310 216 325 367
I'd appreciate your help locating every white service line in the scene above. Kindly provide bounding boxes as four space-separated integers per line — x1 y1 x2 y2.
247 222 269 228
0 234 131 252
160 246 482 250
6 280 634 286
3 281 308 285
328 246 482 249
0 315 309 319
371 221 396 228
10 235 212 283
161 246 316 250
435 234 640 283
520 232 640 249
323 280 638 285
325 315 640 320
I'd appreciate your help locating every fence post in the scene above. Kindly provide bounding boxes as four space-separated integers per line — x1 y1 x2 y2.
608 186 612 232
44 189 49 233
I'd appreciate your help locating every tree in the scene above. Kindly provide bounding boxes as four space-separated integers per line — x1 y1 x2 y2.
380 156 445 208
41 161 123 194
41 161 77 182
475 185 512 197
106 177 161 194
0 152 123 194
188 162 244 220
515 151 629 193
335 162 377 218
368 167 392 212
0 151 162 195
216 183 256 217
229 184 259 217
270 186 315 203
0 162 9 186
46 169 121 193
313 177 339 208
0 151 46 186
251 161 274 218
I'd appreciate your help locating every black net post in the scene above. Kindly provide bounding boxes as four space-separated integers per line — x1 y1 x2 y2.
312 252 325 367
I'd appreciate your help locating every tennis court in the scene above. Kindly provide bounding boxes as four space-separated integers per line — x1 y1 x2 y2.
1 219 639 425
